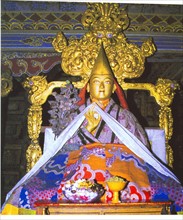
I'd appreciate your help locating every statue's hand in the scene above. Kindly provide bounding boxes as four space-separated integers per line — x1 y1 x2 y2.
85 107 101 133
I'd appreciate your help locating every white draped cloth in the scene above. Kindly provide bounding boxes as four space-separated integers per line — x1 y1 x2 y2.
4 103 180 205
44 127 167 164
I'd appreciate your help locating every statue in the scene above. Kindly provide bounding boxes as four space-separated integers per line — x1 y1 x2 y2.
2 46 183 214
69 45 149 149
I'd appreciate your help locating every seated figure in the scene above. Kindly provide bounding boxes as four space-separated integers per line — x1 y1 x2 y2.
2 45 183 214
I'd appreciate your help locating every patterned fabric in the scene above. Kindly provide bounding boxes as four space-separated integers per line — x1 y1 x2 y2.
16 141 182 211
3 98 183 213
19 152 68 207
58 143 151 203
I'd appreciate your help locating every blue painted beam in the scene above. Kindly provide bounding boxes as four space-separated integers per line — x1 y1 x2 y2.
1 31 84 51
1 31 182 54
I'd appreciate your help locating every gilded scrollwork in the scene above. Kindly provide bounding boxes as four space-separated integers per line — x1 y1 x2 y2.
81 3 129 34
3 59 13 71
1 71 13 97
52 3 156 86
141 38 156 58
154 78 180 107
166 144 174 168
26 140 42 172
20 85 44 172
26 104 43 171
52 32 68 53
21 36 44 47
27 105 42 141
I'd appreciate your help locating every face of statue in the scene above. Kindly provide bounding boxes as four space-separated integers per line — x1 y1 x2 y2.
88 74 115 101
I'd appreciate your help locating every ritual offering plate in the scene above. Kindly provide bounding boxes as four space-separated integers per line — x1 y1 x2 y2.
62 179 105 203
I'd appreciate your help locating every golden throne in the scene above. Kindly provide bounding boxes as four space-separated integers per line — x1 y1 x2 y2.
22 3 179 177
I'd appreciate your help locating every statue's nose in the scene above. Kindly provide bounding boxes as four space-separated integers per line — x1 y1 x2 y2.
99 82 104 89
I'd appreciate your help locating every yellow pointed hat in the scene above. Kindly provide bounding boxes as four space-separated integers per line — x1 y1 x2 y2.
78 43 129 109
91 44 114 78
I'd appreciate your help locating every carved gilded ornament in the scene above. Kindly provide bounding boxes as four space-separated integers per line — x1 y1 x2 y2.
154 79 179 143
23 76 66 105
52 3 156 86
26 140 42 172
23 76 66 171
27 105 42 141
154 78 180 107
166 144 174 169
155 79 179 138
156 79 180 168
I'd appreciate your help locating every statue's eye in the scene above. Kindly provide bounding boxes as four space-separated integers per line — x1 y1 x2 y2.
93 79 100 84
105 80 112 84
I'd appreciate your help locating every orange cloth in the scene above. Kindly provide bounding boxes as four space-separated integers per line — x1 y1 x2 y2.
66 143 150 188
